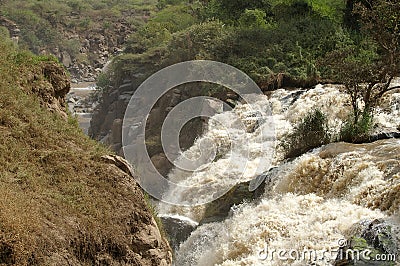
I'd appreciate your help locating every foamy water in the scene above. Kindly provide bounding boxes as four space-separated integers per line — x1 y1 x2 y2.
158 85 400 265
176 194 387 266
160 95 276 217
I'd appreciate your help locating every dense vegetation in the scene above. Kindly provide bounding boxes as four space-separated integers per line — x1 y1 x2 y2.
2 0 398 149
113 0 399 85
97 0 399 155
0 0 156 54
111 0 349 85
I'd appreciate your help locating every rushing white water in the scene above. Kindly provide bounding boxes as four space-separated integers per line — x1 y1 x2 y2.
158 84 400 265
175 138 400 266
160 95 277 217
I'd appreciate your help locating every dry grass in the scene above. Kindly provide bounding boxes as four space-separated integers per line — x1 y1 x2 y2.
0 38 170 265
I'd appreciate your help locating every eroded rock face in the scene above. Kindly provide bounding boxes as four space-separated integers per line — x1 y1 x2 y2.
101 154 134 176
0 16 20 44
99 154 174 265
21 61 71 119
89 83 205 176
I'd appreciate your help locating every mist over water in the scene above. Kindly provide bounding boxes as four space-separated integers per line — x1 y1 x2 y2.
157 85 400 265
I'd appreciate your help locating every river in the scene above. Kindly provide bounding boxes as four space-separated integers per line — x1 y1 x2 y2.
67 82 97 135
156 84 400 265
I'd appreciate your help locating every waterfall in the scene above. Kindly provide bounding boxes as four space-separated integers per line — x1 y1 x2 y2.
157 84 400 265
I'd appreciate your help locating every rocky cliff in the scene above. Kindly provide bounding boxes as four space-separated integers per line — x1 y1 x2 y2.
89 81 211 176
55 13 137 83
0 3 152 82
0 39 171 266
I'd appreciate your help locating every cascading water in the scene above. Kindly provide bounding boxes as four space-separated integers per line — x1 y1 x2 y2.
159 94 277 220
157 84 400 265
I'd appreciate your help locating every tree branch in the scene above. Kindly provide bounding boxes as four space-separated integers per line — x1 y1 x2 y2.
375 85 400 100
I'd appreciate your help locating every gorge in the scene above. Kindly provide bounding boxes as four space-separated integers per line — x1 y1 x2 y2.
1 0 400 265
89 78 399 265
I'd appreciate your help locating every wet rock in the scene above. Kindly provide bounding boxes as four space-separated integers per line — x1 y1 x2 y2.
368 131 400 143
279 89 306 110
151 153 172 177
243 111 264 133
199 183 253 224
159 215 198 251
226 98 237 108
335 219 398 266
199 168 276 225
90 83 205 169
249 167 278 192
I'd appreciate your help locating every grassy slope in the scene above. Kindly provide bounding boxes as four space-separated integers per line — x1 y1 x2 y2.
0 38 169 265
0 0 159 82
0 0 158 52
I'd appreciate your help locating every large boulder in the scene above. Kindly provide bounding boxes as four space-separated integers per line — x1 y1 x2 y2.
159 215 198 251
335 219 398 266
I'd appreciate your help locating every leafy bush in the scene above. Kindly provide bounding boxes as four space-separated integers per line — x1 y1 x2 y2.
125 22 172 54
339 111 373 143
238 9 269 29
281 109 331 158
151 4 199 32
202 0 272 24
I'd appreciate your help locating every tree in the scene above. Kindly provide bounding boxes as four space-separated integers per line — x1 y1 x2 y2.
323 0 400 138
238 9 269 29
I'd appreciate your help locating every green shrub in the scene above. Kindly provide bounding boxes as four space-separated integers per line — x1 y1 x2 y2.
281 109 331 158
151 4 199 33
273 62 288 73
339 111 373 143
238 9 269 29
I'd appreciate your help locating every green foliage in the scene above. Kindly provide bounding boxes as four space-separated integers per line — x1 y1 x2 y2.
157 0 186 9
164 20 228 63
340 110 373 143
0 26 9 38
2 8 61 52
271 0 345 22
203 0 272 24
61 39 81 58
12 51 58 66
238 9 270 29
151 4 199 32
321 0 400 143
281 109 331 158
125 22 172 54
0 0 158 64
110 0 349 89
92 72 112 103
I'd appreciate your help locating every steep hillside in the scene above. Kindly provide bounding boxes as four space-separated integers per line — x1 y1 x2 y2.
0 35 171 265
88 0 348 166
0 0 158 82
